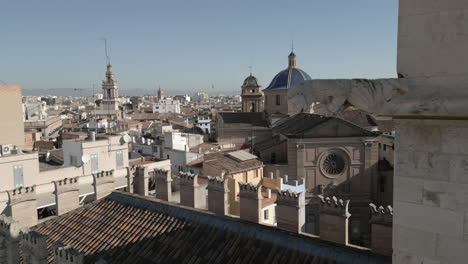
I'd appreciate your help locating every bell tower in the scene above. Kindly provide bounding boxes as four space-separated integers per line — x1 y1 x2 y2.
241 73 264 112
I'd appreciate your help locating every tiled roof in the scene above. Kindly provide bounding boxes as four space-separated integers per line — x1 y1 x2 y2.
32 191 390 264
263 67 312 91
204 152 263 174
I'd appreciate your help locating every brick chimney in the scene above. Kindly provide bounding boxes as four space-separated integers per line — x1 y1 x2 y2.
54 177 80 215
92 170 115 200
134 166 149 196
276 189 304 233
154 169 172 201
53 241 84 264
179 172 201 208
238 182 263 223
20 231 48 263
7 186 38 228
318 195 351 245
207 176 229 215
369 203 393 256
0 215 26 263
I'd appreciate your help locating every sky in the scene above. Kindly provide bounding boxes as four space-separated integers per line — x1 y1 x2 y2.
0 0 398 95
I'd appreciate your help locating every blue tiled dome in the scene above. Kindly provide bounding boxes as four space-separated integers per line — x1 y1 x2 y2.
263 52 312 91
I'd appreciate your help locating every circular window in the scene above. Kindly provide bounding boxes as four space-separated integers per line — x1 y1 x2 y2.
319 149 348 178
322 153 345 175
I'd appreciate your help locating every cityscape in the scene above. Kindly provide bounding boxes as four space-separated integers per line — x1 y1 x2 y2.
0 1 467 263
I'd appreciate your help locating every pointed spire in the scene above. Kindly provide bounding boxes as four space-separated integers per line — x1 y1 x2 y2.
105 64 114 82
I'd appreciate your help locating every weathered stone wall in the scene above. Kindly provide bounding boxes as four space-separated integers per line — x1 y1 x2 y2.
394 119 468 263
54 177 80 215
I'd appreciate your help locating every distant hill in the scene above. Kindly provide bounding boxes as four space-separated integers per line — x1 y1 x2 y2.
22 88 239 97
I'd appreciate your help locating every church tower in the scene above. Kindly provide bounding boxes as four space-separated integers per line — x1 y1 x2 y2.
241 73 264 112
157 86 164 101
100 63 121 119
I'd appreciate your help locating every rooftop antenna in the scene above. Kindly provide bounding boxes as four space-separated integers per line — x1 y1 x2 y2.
291 38 294 52
249 56 254 75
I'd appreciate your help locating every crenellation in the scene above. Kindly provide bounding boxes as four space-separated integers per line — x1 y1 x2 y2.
318 195 351 217
21 231 48 263
178 172 199 187
238 182 262 200
53 242 84 264
276 189 301 207
93 169 115 200
154 168 170 180
369 203 393 226
154 169 172 202
207 176 229 192
54 177 79 195
7 186 36 206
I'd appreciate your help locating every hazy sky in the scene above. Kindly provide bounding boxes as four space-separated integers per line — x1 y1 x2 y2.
0 0 398 94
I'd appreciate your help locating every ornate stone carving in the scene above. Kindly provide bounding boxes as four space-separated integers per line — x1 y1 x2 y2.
207 176 229 192
238 182 262 200
318 195 351 217
178 172 199 187
369 203 393 226
7 186 36 206
53 241 84 264
54 177 79 195
276 189 302 207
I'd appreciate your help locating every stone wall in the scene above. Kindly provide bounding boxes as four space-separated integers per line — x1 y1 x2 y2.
393 119 468 263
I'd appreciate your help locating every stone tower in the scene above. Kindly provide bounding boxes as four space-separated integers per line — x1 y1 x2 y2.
100 64 120 119
241 74 264 112
157 86 163 101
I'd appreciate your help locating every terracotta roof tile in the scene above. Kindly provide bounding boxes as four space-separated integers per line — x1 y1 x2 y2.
32 191 390 264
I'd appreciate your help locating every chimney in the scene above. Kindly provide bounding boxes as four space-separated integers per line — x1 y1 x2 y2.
54 177 80 215
207 176 229 215
20 231 48 263
318 195 351 245
369 203 393 256
154 168 172 201
53 242 84 264
179 172 201 208
133 166 149 196
92 170 115 200
0 215 26 263
6 186 38 228
238 182 263 223
276 189 304 233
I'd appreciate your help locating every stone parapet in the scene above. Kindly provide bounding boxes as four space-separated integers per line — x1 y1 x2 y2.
179 172 199 187
154 169 172 202
238 182 262 200
54 177 80 216
318 195 351 217
207 177 229 215
53 242 84 264
21 231 48 263
7 186 38 228
54 177 79 195
207 176 229 192
93 170 115 200
276 189 301 207
7 186 36 206
93 170 115 185
369 203 393 226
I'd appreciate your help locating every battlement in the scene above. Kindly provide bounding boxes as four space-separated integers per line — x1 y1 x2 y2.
276 189 302 207
7 186 36 206
207 176 229 192
0 215 23 238
53 243 84 264
93 170 115 185
238 182 262 199
154 168 171 181
369 203 393 226
54 177 79 194
178 172 199 186
135 166 148 177
319 195 351 217
21 231 48 260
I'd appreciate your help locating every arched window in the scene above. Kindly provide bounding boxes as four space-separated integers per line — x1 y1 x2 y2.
276 95 281 105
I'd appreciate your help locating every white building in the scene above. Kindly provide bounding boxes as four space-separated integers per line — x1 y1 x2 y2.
152 98 181 114
196 116 211 134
